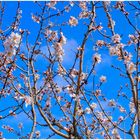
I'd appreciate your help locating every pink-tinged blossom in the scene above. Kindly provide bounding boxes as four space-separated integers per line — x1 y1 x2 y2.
112 34 121 43
127 62 136 73
96 40 105 47
10 32 21 47
109 44 124 58
95 89 101 96
49 30 58 41
109 47 116 56
96 111 103 118
64 127 70 132
118 106 126 113
79 2 87 11
100 75 106 83
96 25 103 31
20 96 32 107
46 1 57 9
66 85 74 94
53 42 64 62
53 32 66 62
112 129 121 139
79 11 90 19
93 53 101 64
70 69 79 78
129 34 138 44
124 52 132 63
24 96 32 107
58 65 66 76
69 16 78 26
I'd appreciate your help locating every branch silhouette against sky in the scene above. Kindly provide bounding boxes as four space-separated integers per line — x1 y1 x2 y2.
0 1 140 139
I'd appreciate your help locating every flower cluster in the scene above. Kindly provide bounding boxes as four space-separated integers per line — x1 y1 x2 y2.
129 100 135 113
109 43 125 60
70 68 87 81
53 32 66 62
20 95 32 107
85 102 97 114
129 34 138 44
3 32 21 57
45 29 58 42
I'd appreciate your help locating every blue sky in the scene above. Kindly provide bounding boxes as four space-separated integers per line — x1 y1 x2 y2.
0 1 139 139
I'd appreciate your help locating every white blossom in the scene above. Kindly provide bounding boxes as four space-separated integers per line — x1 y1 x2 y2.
90 102 97 109
100 75 106 82
85 107 91 114
129 101 135 113
112 34 121 43
93 53 101 64
69 16 78 26
108 99 116 107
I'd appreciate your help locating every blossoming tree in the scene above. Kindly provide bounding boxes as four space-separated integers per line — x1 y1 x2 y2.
0 1 140 139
